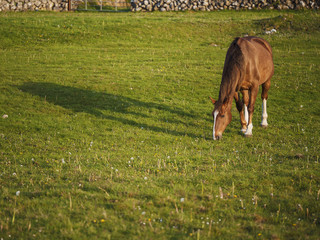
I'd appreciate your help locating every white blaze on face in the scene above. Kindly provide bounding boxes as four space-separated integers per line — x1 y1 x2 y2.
213 110 219 140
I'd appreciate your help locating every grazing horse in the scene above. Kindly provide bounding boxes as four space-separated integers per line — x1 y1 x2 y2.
210 36 274 140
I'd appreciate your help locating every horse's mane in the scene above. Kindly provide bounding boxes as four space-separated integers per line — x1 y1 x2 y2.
215 37 245 111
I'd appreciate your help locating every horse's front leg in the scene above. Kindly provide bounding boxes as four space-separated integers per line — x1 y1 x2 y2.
234 92 247 133
245 87 258 137
242 90 249 132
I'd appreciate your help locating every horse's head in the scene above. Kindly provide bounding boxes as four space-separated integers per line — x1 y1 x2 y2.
210 97 232 140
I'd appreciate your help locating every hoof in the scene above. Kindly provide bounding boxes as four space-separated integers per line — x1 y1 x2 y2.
260 124 268 129
244 123 253 137
241 128 247 133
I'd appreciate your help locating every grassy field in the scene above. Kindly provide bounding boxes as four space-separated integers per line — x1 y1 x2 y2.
0 10 320 239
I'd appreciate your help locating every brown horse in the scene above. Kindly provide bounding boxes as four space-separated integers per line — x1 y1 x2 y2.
210 36 274 140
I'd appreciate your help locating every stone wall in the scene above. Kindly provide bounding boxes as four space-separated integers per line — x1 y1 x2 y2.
131 0 320 11
0 0 318 11
0 0 69 11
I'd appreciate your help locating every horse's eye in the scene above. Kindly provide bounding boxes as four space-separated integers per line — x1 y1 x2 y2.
220 115 225 118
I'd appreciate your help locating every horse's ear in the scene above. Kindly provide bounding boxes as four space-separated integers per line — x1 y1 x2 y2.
209 96 216 105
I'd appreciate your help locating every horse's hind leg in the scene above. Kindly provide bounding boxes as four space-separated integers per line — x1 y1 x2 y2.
234 92 247 133
261 79 271 128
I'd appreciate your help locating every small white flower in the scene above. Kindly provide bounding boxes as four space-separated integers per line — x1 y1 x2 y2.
265 29 277 35
13 172 16 176
16 191 20 196
61 159 65 164
180 198 185 203
144 177 148 180
131 157 134 160
2 114 8 119
141 211 146 215
300 105 303 108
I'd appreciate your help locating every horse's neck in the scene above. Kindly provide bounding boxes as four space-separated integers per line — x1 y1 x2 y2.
218 78 237 107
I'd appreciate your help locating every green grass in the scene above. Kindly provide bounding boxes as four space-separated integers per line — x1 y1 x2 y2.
0 10 320 239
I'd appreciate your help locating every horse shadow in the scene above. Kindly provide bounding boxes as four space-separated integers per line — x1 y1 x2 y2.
18 82 199 138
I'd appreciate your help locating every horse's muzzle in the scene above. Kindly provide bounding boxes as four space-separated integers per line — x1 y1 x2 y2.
214 134 222 141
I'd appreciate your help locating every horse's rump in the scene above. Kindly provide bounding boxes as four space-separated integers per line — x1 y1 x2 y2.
236 37 274 86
